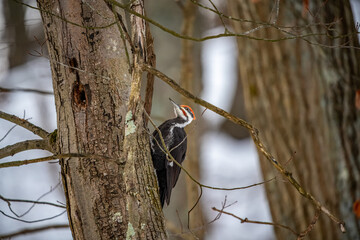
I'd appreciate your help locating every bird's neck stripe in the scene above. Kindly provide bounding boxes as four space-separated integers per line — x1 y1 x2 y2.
173 119 192 128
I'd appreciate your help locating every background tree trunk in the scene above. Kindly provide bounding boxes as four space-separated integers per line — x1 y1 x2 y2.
37 1 166 239
2 0 27 68
229 0 360 239
179 1 205 238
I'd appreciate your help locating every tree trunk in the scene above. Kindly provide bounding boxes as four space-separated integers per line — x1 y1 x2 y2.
179 1 205 238
3 0 27 68
37 1 166 239
229 0 360 239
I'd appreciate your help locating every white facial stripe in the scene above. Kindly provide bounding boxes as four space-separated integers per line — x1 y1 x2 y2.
174 114 194 128
174 107 187 120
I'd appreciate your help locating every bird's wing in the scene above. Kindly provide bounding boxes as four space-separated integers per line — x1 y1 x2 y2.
151 121 172 171
165 137 187 205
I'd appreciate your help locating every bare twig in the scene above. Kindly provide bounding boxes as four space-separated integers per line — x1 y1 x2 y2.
297 209 321 240
0 111 28 143
142 64 252 129
207 0 229 32
0 153 108 169
107 0 359 48
0 209 67 223
28 36 47 57
0 124 18 143
208 196 237 224
0 87 53 95
141 64 346 233
0 139 52 159
187 185 203 235
0 183 65 219
0 155 61 168
14 0 359 49
0 224 69 239
0 110 49 139
0 196 65 215
212 207 299 235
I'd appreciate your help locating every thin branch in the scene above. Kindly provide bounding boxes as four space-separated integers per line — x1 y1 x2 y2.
14 0 359 49
0 155 60 168
142 64 252 130
240 0 280 36
297 210 321 240
0 139 52 159
107 0 359 47
0 183 65 219
212 207 299 236
187 185 203 232
0 153 108 168
207 0 229 33
0 110 49 139
0 209 67 224
141 64 346 233
0 87 53 95
0 224 69 239
107 0 310 42
0 123 18 143
208 196 237 224
0 111 27 143
0 196 65 215
190 0 336 31
14 0 359 51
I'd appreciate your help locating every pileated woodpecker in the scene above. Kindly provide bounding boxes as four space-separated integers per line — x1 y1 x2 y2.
151 98 196 207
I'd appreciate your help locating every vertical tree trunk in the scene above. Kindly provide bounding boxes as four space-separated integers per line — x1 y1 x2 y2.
229 0 359 239
37 1 166 239
180 2 205 239
3 0 27 68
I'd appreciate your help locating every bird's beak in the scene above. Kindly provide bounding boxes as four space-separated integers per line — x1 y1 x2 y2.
169 98 182 118
169 98 180 109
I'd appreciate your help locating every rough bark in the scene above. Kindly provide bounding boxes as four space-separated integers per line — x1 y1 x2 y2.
229 0 360 239
37 1 166 239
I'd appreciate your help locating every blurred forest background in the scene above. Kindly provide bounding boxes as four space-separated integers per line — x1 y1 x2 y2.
0 0 359 239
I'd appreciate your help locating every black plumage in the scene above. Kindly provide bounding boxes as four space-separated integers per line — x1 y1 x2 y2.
151 117 188 207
